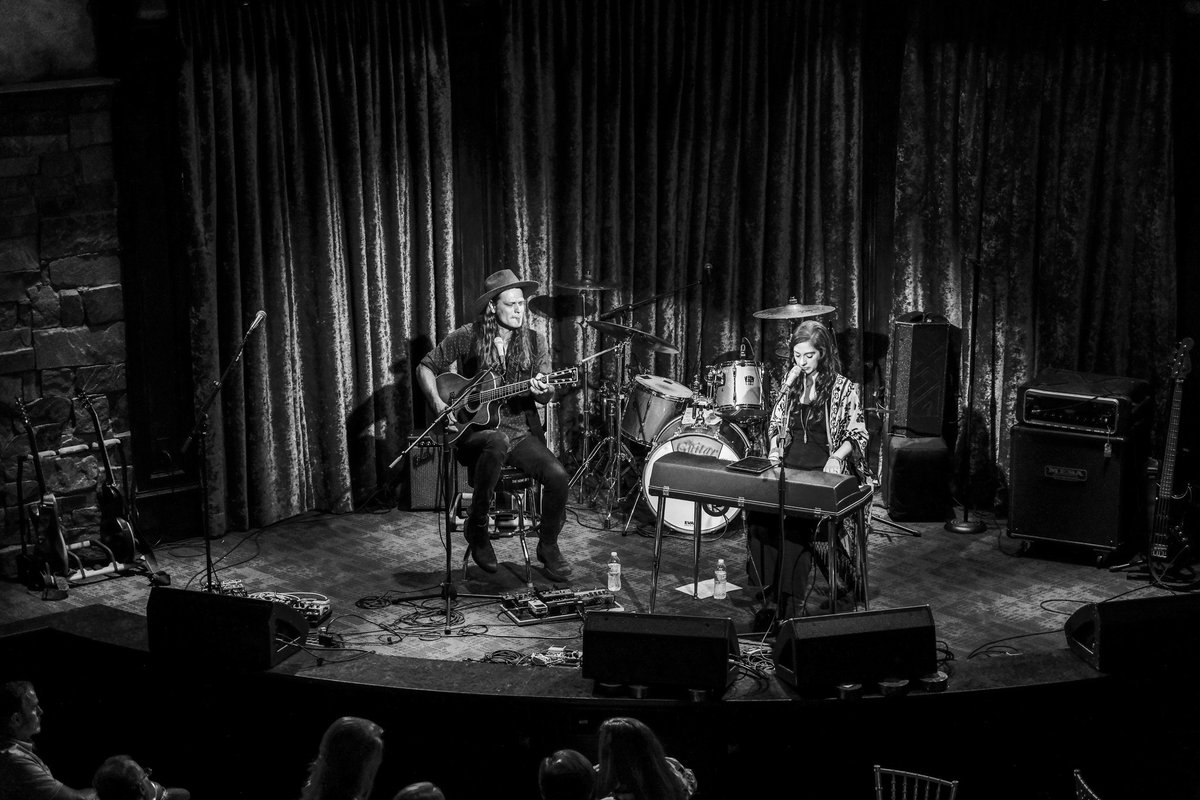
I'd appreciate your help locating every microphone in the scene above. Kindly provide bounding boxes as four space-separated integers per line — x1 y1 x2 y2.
784 365 804 393
248 310 266 333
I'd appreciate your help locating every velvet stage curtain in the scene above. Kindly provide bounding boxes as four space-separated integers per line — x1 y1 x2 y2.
492 0 866 428
177 0 456 530
892 0 1175 503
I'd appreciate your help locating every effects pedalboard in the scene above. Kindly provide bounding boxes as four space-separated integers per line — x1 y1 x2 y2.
500 586 622 626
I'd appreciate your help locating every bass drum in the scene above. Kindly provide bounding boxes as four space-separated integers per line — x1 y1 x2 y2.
640 415 749 534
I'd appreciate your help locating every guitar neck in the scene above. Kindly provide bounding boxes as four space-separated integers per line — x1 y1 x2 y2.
474 368 574 404
16 399 50 493
81 396 118 483
1159 380 1183 497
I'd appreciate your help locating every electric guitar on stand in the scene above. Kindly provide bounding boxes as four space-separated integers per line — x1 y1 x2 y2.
436 366 579 444
77 391 169 586
1148 338 1194 586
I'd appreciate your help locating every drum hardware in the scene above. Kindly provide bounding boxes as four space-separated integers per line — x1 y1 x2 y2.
568 328 660 527
562 280 621 490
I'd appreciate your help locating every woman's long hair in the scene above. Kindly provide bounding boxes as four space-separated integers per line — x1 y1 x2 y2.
790 320 841 407
299 716 384 800
472 300 532 380
594 717 686 800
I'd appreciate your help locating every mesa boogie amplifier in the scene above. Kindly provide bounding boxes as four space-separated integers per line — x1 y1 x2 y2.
1017 368 1150 436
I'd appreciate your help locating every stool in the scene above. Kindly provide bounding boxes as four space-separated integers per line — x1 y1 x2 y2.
460 465 539 585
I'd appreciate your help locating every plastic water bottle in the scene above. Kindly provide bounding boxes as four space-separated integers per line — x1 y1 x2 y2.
607 552 622 592
713 558 727 599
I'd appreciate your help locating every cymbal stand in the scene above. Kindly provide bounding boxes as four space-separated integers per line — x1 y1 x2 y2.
570 289 598 501
569 337 636 528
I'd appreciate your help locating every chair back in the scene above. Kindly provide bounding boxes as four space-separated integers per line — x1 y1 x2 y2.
1074 769 1101 800
874 765 959 800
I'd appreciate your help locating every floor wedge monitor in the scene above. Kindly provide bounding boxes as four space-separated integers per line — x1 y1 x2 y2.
582 611 738 696
773 605 937 694
146 586 308 671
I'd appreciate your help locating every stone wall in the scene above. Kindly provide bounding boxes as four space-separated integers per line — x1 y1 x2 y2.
1 79 132 555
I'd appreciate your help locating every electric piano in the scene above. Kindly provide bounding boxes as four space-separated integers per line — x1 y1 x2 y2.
645 451 874 612
645 451 873 518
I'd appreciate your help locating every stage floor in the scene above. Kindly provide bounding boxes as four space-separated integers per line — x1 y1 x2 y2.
0 492 1169 679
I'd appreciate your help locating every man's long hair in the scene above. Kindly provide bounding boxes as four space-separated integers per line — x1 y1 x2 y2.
790 320 841 407
472 301 532 380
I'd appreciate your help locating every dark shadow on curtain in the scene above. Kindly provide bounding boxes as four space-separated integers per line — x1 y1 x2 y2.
176 0 457 530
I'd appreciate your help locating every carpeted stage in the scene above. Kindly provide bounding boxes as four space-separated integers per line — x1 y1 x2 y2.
3 497 1199 800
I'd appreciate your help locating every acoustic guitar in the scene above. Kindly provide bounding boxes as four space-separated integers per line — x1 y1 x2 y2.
436 365 578 444
15 397 69 587
1149 337 1194 581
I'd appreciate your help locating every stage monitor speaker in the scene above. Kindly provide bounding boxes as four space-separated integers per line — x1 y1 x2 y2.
1008 424 1146 552
582 611 738 695
407 434 469 511
146 586 307 671
772 605 937 694
1065 593 1200 675
883 435 952 521
891 320 951 438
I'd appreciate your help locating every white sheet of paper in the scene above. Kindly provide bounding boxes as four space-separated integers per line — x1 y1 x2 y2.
674 579 742 599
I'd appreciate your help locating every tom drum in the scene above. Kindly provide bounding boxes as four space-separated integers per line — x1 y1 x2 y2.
621 375 693 445
708 360 765 420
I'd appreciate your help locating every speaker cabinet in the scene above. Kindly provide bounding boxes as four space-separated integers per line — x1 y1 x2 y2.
772 605 937 694
1008 424 1147 552
1065 594 1200 674
883 435 952 521
406 434 469 511
146 586 308 671
891 321 951 437
582 612 738 695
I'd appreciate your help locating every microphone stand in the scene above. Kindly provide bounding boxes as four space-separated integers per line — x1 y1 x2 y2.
945 254 987 535
389 366 497 635
182 314 265 593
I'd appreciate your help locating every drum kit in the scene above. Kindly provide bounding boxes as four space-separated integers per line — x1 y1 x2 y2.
557 277 836 534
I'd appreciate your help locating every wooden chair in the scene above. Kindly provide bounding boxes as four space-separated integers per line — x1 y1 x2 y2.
874 765 959 800
1074 769 1101 800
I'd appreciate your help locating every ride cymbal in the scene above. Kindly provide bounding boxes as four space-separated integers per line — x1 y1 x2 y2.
556 278 621 292
587 320 679 354
752 301 836 320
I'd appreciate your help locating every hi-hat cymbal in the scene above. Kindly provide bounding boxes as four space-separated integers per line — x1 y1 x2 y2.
752 301 836 320
556 278 621 292
588 320 679 354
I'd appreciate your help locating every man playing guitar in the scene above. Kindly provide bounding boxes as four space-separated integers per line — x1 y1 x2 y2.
415 269 572 581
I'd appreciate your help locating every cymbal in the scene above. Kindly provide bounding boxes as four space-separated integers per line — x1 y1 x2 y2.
556 278 620 292
588 320 679 354
752 301 836 320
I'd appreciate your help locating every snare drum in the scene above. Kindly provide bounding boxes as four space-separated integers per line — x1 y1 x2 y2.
708 360 764 419
640 415 749 534
621 375 693 445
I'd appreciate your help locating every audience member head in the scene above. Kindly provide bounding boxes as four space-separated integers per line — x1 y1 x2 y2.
595 717 686 800
392 781 445 800
94 755 155 800
537 748 594 800
300 716 385 800
1 680 42 740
